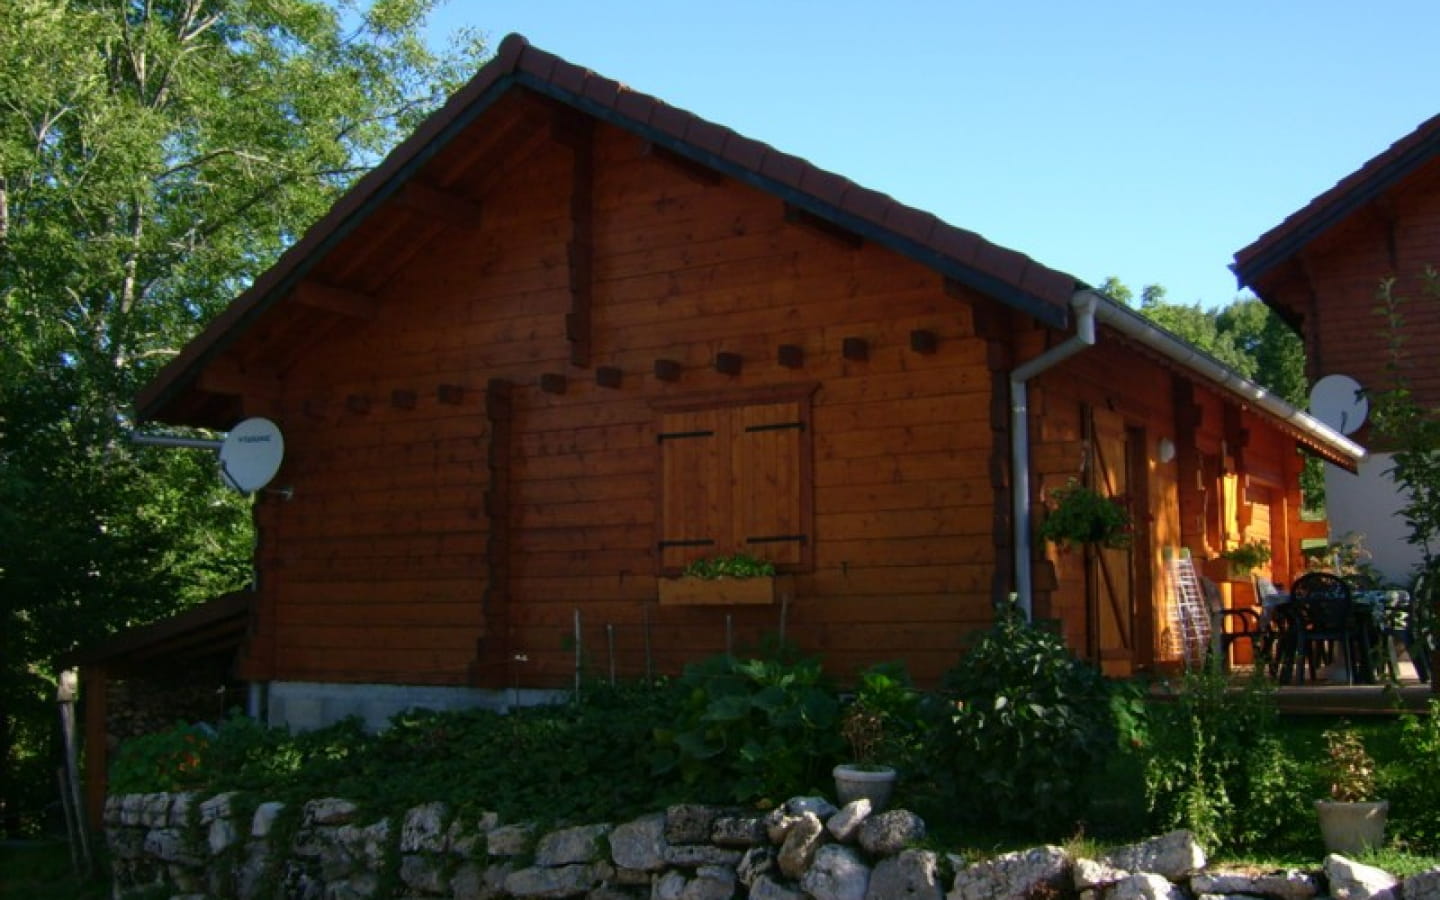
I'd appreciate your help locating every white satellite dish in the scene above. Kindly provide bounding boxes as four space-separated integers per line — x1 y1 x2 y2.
219 417 285 493
1309 374 1369 435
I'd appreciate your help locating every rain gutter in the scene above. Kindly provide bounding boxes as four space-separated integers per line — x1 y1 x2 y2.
1008 291 1367 619
1011 290 1099 619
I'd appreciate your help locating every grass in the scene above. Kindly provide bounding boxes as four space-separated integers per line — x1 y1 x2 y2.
0 841 110 900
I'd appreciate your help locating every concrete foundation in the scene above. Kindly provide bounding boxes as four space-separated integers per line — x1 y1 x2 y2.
264 681 568 732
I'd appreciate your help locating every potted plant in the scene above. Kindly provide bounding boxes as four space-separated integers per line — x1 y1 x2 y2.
1036 478 1133 551
658 553 789 606
832 663 914 810
1315 725 1389 854
1221 539 1273 576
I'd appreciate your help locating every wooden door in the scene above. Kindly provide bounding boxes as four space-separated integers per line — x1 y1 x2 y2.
1088 407 1135 676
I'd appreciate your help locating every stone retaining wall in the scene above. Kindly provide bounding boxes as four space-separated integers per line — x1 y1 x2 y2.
104 792 1440 900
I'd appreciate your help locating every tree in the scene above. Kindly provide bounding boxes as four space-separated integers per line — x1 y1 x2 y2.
0 0 484 836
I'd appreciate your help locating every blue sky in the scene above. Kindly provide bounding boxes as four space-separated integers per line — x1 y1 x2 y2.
424 1 1437 309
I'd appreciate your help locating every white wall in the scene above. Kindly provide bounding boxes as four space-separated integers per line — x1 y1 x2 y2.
1325 452 1423 584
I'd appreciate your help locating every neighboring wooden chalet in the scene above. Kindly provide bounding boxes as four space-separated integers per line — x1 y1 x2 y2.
1234 113 1440 580
129 34 1362 729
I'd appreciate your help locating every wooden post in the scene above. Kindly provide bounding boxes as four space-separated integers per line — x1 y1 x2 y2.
56 670 92 876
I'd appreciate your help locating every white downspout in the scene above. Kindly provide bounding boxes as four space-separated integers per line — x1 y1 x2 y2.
1011 290 1100 619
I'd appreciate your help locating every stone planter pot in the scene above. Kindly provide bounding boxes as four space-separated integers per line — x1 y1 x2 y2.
1316 799 1389 855
833 764 897 811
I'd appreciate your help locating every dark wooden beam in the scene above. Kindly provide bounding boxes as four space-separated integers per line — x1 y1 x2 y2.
778 344 805 369
561 116 595 368
291 280 380 320
540 373 567 395
390 389 417 410
654 359 682 382
596 366 623 388
714 352 742 376
437 384 465 405
910 329 938 354
842 337 869 362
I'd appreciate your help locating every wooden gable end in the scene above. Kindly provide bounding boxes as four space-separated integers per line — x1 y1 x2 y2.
220 105 1012 687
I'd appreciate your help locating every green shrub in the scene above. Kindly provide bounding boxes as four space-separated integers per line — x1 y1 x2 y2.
1389 699 1440 852
108 721 216 794
652 653 843 806
1138 665 1308 854
931 600 1119 837
840 661 924 768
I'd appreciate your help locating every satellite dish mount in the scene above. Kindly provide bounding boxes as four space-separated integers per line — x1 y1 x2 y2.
218 417 287 495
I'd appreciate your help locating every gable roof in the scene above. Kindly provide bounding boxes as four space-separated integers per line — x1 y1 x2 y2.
1233 112 1440 294
130 34 1363 470
135 33 1080 423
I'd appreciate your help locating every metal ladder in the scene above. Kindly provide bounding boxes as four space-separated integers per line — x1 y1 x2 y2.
1167 550 1212 668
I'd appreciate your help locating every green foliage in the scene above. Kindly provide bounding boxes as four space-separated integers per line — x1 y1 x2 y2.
652 653 843 806
1037 478 1133 550
1322 724 1376 802
1389 701 1440 851
0 0 485 836
1138 666 1308 854
113 683 690 825
840 661 923 767
1221 539 1273 573
108 721 216 795
680 553 776 579
0 842 111 900
932 600 1120 837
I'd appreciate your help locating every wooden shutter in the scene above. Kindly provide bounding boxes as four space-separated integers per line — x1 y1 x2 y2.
1090 407 1133 664
733 401 808 566
657 410 725 570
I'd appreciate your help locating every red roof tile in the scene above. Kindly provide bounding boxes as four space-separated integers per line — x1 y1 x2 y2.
136 33 1083 423
1234 113 1440 289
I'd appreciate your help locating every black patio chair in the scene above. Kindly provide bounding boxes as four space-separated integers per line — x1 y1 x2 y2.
1381 583 1432 683
1288 571 1362 684
1199 575 1267 669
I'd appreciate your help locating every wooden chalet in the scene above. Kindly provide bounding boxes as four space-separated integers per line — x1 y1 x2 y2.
130 34 1363 729
1234 112 1440 581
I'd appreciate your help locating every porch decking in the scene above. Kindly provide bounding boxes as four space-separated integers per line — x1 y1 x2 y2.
1150 672 1435 716
1271 682 1435 716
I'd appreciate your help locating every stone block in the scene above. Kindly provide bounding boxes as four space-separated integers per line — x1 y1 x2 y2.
610 812 668 872
857 810 925 857
401 801 451 854
802 844 871 900
536 822 612 866
777 813 824 880
488 823 536 857
948 845 1070 900
711 815 766 848
199 791 239 825
665 805 720 844
867 849 941 900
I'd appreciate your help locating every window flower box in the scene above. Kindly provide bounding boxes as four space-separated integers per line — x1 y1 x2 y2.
657 574 793 607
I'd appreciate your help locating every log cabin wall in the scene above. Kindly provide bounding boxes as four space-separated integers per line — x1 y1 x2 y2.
1025 333 1180 674
241 116 1009 689
1256 164 1440 427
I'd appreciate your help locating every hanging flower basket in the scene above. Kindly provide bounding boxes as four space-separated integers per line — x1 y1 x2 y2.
1220 539 1273 575
1037 479 1133 551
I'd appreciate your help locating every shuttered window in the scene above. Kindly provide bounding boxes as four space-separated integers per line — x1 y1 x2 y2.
654 386 815 574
